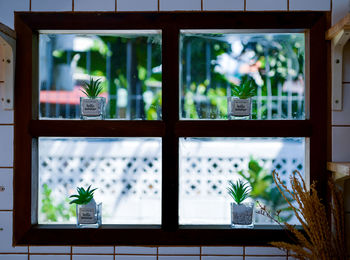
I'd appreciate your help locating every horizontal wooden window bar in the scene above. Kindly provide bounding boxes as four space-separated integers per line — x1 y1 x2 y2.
29 120 166 137
28 120 312 140
175 120 313 137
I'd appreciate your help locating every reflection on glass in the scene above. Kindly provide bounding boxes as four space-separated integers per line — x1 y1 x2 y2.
179 137 306 225
38 137 161 224
180 31 305 120
39 31 162 120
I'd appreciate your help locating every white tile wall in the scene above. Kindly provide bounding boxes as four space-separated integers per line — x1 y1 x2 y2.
73 256 113 260
116 246 157 255
245 247 286 255
332 0 349 25
0 126 13 167
31 0 72 11
202 247 243 255
203 0 244 11
245 257 286 260
117 0 158 11
289 0 331 10
202 257 243 260
160 0 201 11
30 255 70 260
116 256 157 260
246 0 287 11
0 110 14 124
332 126 350 161
29 246 70 254
74 0 115 11
0 255 27 260
0 212 28 253
72 247 114 254
0 0 28 29
158 247 200 255
332 84 350 125
158 257 200 260
0 169 13 210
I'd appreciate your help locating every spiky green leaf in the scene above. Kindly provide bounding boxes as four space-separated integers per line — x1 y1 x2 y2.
69 185 97 205
227 180 251 204
81 77 104 98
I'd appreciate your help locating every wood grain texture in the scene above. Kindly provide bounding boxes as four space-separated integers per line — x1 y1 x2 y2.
326 13 350 40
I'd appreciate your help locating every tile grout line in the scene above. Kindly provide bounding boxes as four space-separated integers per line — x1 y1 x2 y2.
115 0 117 12
201 0 203 11
158 0 160 12
29 0 31 11
70 245 73 260
244 0 246 11
72 0 74 11
287 0 289 11
157 246 159 260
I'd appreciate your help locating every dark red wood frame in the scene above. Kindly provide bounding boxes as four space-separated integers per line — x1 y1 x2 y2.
14 11 329 245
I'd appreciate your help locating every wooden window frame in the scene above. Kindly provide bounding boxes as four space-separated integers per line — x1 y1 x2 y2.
14 11 329 245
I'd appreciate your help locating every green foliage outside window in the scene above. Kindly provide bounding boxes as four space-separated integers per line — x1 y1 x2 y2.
41 184 76 223
237 158 294 222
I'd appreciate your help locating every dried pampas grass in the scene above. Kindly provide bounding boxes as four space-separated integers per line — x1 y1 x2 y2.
258 170 347 260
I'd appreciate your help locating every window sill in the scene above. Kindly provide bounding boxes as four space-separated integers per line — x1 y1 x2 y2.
15 224 298 246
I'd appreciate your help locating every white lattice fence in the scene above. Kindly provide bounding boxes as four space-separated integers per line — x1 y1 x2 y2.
39 138 304 224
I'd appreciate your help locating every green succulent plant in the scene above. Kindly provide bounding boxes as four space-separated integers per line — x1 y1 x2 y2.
81 77 103 98
69 185 97 205
231 78 257 99
227 180 251 205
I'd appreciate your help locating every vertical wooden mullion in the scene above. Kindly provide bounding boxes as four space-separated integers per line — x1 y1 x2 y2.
309 14 328 200
13 14 34 244
162 25 179 231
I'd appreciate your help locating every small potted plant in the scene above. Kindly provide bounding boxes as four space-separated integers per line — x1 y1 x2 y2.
227 180 254 228
80 77 106 120
227 78 256 119
69 185 102 228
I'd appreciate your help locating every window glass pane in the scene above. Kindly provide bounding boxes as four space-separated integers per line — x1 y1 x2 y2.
179 137 306 225
180 31 305 120
39 31 162 120
38 137 161 224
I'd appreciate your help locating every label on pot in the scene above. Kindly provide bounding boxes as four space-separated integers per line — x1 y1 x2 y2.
78 207 96 224
82 99 101 116
231 99 251 116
